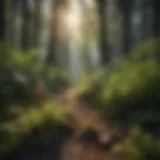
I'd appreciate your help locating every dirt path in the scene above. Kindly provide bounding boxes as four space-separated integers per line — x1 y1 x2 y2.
57 88 125 144
61 138 124 160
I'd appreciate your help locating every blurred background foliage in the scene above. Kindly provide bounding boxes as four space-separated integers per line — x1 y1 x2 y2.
0 42 72 158
0 38 160 159
76 38 160 134
0 0 160 159
112 126 160 160
0 41 69 110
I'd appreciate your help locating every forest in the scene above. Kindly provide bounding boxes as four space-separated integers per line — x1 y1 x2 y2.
0 0 160 160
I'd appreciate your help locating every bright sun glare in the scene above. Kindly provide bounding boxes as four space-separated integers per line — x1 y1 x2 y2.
66 12 79 28
64 1 82 40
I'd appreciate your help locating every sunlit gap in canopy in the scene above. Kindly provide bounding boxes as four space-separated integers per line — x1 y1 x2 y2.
66 0 84 84
55 0 83 46
64 0 82 42
56 0 96 45
56 0 99 84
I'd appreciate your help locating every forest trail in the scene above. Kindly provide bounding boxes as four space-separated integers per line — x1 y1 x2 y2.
33 83 126 160
56 87 126 160
59 87 124 138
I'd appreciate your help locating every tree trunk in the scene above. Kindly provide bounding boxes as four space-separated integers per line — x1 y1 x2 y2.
97 0 109 65
120 0 132 53
153 0 160 36
0 0 5 40
106 0 123 65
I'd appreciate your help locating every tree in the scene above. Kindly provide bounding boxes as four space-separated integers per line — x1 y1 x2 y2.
0 0 5 40
97 0 109 64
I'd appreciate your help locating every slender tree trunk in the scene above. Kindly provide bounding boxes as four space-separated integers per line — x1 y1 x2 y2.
153 0 160 36
142 0 153 40
67 0 85 83
37 0 53 67
130 0 154 49
120 0 132 53
54 0 69 68
21 0 35 50
130 0 144 49
32 0 41 48
0 0 5 40
47 1 56 65
21 0 29 50
82 0 101 70
106 0 123 65
14 0 23 50
97 0 109 65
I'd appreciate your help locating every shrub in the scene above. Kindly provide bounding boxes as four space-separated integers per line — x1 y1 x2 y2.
112 126 160 160
0 100 72 156
0 41 69 110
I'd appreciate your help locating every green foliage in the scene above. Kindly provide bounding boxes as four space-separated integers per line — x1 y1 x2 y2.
76 38 160 130
0 42 38 69
1 38 160 159
0 42 71 156
75 67 106 95
0 41 71 157
112 126 160 160
0 100 72 156
130 38 160 60
100 38 160 122
40 66 69 94
101 58 160 118
0 41 69 109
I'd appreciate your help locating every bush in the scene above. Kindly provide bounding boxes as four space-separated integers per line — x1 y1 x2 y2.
112 126 160 160
0 42 69 110
75 38 160 133
0 41 71 158
0 100 72 157
101 58 160 118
